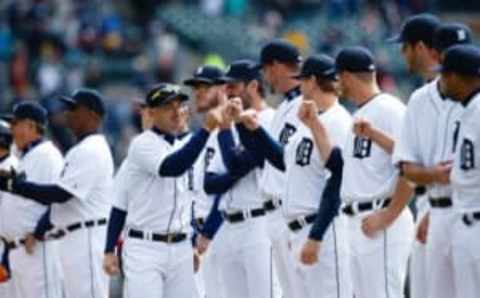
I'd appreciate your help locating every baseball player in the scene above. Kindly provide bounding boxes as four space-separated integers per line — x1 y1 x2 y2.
0 89 114 298
242 39 304 298
440 44 480 298
238 55 353 297
0 102 63 298
183 65 227 298
102 97 154 279
389 17 472 298
102 83 219 298
203 59 275 298
0 119 17 298
306 47 414 298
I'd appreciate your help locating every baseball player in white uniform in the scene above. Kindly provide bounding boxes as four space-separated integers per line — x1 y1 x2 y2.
240 55 354 298
0 89 114 298
203 60 275 298
439 44 480 298
329 47 414 298
245 39 305 297
0 102 63 298
390 18 472 298
102 83 219 298
0 119 17 298
183 65 227 298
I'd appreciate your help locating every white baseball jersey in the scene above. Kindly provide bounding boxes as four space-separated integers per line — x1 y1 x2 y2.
0 154 18 238
207 108 275 211
284 103 352 219
52 134 113 226
118 129 192 233
393 79 462 202
1 141 63 240
341 93 406 203
191 132 218 219
451 92 480 212
260 90 303 198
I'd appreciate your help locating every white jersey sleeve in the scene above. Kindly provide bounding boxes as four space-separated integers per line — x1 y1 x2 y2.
112 160 129 211
127 135 170 176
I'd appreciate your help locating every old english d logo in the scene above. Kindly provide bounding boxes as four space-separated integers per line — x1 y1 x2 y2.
279 123 297 145
353 136 372 159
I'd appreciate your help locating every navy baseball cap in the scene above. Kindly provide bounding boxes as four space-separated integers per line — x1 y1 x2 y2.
438 45 480 76
387 14 440 46
335 47 376 73
220 60 260 83
258 40 302 67
293 54 336 80
183 65 225 86
433 23 472 53
60 89 106 116
145 83 189 108
12 102 48 126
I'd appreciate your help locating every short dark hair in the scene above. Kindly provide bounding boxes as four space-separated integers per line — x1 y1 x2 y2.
315 76 337 93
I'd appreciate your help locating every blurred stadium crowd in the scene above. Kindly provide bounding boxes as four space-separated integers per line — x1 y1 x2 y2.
0 0 478 164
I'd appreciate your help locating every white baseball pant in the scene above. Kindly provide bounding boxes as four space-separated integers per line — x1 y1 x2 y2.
426 208 456 298
215 215 272 298
408 206 428 298
348 208 414 298
289 216 352 298
58 226 109 298
452 211 480 298
8 240 63 298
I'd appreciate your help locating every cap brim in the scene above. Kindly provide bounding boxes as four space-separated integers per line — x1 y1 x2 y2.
386 34 403 44
149 93 189 108
0 114 13 123
291 73 307 79
183 78 217 86
58 95 76 107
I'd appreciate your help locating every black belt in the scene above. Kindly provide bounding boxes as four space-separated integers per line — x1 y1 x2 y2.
288 214 317 232
64 218 107 233
6 239 25 250
342 198 392 216
462 212 480 226
222 208 266 223
264 199 282 212
428 197 452 208
127 229 187 243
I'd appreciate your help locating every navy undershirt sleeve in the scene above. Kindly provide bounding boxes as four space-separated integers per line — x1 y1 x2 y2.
12 180 72 205
105 207 127 253
218 129 263 176
309 147 344 241
235 123 257 151
201 195 224 240
33 208 54 240
160 129 210 177
251 126 285 171
204 172 238 194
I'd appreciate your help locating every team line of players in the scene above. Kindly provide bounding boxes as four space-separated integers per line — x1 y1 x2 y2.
1 13 480 298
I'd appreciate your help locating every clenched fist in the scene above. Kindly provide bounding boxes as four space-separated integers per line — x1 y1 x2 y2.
103 253 120 276
298 100 319 129
239 110 259 131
